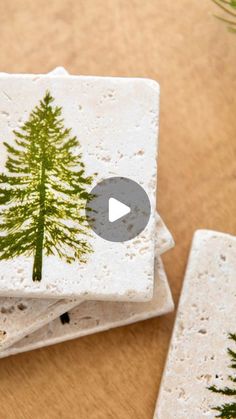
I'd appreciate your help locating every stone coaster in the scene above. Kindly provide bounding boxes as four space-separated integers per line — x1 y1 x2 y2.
49 70 173 256
0 296 80 351
0 69 171 352
0 212 173 351
154 230 236 419
0 257 174 358
155 213 174 256
0 72 159 301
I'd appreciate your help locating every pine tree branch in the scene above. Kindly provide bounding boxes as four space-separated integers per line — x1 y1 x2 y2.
228 348 236 362
209 385 236 396
229 334 236 344
213 402 236 418
0 173 30 186
208 334 236 418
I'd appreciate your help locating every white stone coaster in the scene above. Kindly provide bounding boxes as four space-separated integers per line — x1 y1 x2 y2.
0 257 174 358
155 213 174 256
0 69 172 353
0 212 173 351
0 72 159 301
0 296 81 351
154 230 236 419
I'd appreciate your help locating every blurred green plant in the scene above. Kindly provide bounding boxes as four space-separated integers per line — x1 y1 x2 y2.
212 0 236 31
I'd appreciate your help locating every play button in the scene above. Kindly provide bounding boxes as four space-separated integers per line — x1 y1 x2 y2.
108 198 131 223
85 177 151 242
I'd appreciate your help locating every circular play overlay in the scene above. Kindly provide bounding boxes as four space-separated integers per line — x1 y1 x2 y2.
85 177 151 242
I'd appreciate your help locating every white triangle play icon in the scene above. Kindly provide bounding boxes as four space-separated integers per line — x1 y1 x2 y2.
108 197 131 223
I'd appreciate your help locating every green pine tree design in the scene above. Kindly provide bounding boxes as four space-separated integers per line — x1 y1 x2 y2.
208 333 236 418
0 91 94 281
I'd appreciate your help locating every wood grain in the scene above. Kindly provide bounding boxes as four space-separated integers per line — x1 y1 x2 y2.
0 1 235 418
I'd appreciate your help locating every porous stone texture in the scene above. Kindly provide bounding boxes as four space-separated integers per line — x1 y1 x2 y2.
0 214 173 351
0 73 159 301
0 257 174 358
154 230 236 419
155 213 174 256
0 296 81 350
0 69 172 352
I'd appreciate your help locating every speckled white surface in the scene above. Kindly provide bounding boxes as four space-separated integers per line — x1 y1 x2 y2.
0 257 174 358
0 69 171 353
0 72 159 300
155 213 174 256
154 230 236 419
0 213 173 351
0 296 81 351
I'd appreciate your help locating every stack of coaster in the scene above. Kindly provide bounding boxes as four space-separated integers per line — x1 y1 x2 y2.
0 67 174 358
154 230 236 419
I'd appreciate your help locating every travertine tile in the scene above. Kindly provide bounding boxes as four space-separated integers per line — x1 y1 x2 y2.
154 230 236 419
155 213 174 256
0 73 159 301
0 257 174 358
0 69 171 352
0 214 173 351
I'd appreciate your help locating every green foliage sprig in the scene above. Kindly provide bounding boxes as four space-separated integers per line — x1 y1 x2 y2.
208 333 236 418
212 0 236 31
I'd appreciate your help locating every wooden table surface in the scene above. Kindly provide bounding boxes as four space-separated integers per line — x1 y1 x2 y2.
0 1 235 418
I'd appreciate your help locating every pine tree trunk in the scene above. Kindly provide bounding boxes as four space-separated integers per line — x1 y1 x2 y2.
32 216 44 281
32 140 46 282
